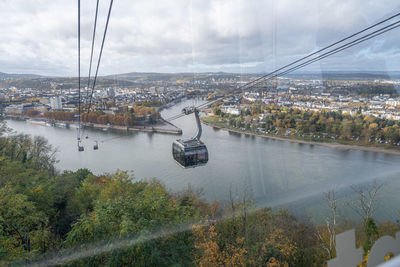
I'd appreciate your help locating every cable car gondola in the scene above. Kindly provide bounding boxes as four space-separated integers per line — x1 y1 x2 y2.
78 140 84 152
172 107 208 168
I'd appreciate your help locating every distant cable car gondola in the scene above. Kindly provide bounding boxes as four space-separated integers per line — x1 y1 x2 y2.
172 107 208 168
78 141 84 152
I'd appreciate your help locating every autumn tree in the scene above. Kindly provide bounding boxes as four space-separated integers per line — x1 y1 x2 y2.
63 172 204 266
26 109 40 117
348 181 383 253
316 190 338 259
192 224 247 267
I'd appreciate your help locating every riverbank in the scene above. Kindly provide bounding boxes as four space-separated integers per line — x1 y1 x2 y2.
202 120 400 155
4 115 182 135
83 119 182 135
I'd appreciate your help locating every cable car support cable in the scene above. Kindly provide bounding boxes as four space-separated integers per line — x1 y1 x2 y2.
164 15 400 123
248 20 400 90
97 12 400 165
85 0 114 120
79 0 114 149
86 0 100 99
77 0 84 151
233 11 400 93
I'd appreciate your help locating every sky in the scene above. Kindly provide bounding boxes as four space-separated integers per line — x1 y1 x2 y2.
0 0 399 76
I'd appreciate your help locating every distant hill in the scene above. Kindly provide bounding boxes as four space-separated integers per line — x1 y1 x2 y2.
110 71 231 77
111 71 400 82
1 70 399 80
286 71 400 80
106 71 243 83
0 72 42 79
1 70 399 86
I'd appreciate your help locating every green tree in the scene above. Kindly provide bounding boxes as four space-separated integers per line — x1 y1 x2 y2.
64 172 203 266
0 185 51 262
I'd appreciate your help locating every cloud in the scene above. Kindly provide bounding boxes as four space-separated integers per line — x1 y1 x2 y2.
0 0 399 76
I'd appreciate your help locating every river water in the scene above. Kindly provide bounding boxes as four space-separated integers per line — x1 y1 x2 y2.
5 99 400 223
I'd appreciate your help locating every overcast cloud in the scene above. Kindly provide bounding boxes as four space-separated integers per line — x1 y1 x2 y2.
0 0 399 76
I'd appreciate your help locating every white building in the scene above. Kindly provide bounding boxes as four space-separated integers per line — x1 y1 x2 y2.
386 99 400 106
4 103 33 114
50 96 62 110
221 105 241 116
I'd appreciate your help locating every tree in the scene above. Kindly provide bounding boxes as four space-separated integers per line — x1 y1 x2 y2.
0 134 57 174
44 111 74 121
192 224 247 267
26 109 39 117
123 112 135 126
63 172 202 266
0 120 8 137
264 227 298 266
97 114 109 125
347 181 383 253
0 185 51 261
46 170 92 238
213 107 221 116
316 190 337 259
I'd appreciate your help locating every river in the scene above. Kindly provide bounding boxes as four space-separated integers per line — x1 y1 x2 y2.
5 99 400 224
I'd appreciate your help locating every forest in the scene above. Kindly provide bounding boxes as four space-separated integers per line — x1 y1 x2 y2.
0 120 399 266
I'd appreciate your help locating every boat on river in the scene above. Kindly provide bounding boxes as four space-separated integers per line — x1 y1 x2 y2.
27 119 46 126
55 122 67 128
69 124 83 129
